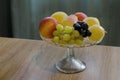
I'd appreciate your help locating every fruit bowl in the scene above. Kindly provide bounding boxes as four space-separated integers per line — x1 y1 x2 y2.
39 11 106 74
40 35 97 74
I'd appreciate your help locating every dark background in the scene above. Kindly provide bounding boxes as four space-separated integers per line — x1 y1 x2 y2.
0 0 12 37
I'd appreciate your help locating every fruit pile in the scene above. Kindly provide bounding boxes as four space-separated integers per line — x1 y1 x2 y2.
39 11 105 46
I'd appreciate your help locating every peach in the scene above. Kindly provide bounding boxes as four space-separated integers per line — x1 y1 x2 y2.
61 15 78 27
39 17 57 38
74 12 87 21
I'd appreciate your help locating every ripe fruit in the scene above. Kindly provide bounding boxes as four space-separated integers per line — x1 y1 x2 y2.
56 24 64 31
64 26 74 34
59 40 67 45
72 30 80 38
39 11 106 47
77 21 88 30
39 17 57 38
61 15 78 27
62 34 71 41
52 24 85 46
69 40 75 44
86 30 92 36
75 39 83 46
74 12 87 21
73 22 82 31
83 17 100 27
52 36 59 43
53 30 60 36
88 25 105 43
73 21 91 37
51 11 68 24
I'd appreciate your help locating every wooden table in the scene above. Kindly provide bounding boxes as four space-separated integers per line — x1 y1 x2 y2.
0 37 120 80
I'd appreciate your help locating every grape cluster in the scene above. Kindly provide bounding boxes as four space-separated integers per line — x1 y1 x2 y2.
52 24 84 46
73 21 92 37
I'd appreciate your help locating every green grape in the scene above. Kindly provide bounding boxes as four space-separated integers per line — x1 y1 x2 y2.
52 36 59 43
62 34 71 42
70 34 75 40
59 35 63 40
56 24 64 31
79 35 84 41
64 26 74 34
72 30 80 38
75 39 83 46
68 40 75 45
53 30 60 36
59 40 67 45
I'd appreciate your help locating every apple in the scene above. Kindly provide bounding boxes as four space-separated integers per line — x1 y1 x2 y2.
39 17 57 38
74 12 87 21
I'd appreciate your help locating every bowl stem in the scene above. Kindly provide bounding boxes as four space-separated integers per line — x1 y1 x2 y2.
56 47 86 74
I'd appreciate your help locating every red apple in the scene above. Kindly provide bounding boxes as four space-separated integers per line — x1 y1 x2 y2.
74 12 87 21
39 17 57 38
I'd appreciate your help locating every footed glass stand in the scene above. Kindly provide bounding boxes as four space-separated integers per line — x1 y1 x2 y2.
56 47 86 74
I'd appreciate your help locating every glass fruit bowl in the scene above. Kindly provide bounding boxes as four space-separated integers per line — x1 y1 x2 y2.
39 11 106 74
41 36 97 74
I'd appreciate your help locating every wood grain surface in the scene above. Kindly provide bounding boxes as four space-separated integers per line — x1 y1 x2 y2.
0 37 120 80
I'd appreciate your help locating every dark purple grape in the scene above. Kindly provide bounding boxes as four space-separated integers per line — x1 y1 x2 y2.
77 21 88 30
79 29 88 37
79 28 84 35
73 23 82 31
73 22 81 27
73 22 90 37
81 22 88 30
82 34 88 37
86 30 92 36
77 21 84 25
